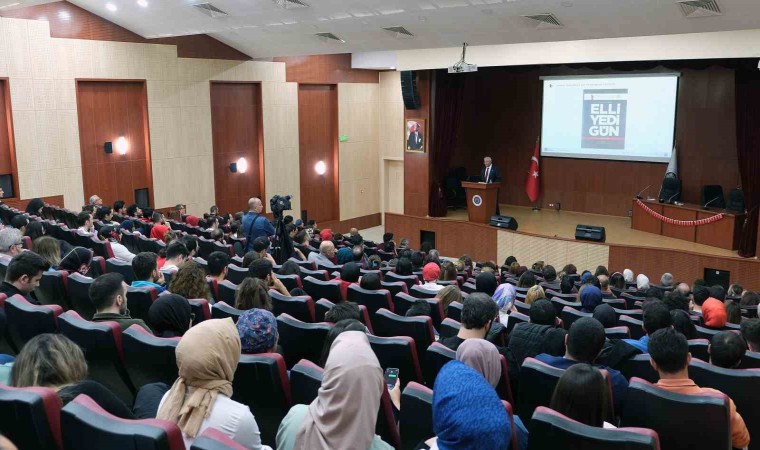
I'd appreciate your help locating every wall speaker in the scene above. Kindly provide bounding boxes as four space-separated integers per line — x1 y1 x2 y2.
489 215 518 230
400 71 421 110
104 142 113 154
575 224 606 242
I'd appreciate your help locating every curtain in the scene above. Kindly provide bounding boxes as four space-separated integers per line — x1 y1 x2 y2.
735 69 760 257
428 71 467 217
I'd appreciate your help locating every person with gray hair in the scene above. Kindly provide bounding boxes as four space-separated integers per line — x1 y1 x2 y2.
88 195 103 206
661 272 674 288
0 227 23 259
307 240 336 266
636 273 650 291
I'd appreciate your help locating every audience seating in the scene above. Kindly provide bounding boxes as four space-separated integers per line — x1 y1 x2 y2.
528 406 661 450
274 274 302 291
551 298 581 318
210 302 244 322
372 308 435 361
126 286 158 322
561 307 592 330
620 354 659 383
695 325 725 340
270 290 315 323
621 377 731 450
276 314 331 368
446 301 463 321
424 342 456 387
439 318 460 339
688 339 710 362
189 428 247 450
382 281 407 297
289 359 324 405
409 285 438 299
368 334 424 386
302 276 343 303
425 298 445 330
231 353 292 447
89 238 113 259
399 382 433 450
505 311 529 335
375 387 402 450
0 384 63 450
299 267 329 282
225 265 248 285
35 270 70 310
60 394 184 450
739 351 760 369
5 295 62 350
188 298 211 325
347 285 393 323
314 299 374 332
622 292 643 310
545 290 576 302
58 311 136 405
137 235 163 255
460 282 476 294
514 300 531 315
517 357 566 421
602 298 627 309
497 355 515 405
604 326 631 339
122 325 179 389
385 272 419 289
106 258 135 284
392 292 418 317
66 273 96 320
216 280 237 306
619 316 645 339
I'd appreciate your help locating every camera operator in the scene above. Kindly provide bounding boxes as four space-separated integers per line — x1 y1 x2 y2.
242 197 275 252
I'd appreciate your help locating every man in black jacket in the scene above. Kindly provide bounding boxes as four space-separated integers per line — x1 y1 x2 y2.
507 299 566 367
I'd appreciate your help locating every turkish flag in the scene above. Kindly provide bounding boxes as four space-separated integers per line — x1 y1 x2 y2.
525 139 540 203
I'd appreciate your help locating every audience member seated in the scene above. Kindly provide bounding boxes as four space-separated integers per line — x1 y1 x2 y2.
525 285 546 305
493 283 516 323
207 251 230 283
542 265 558 287
410 252 424 272
645 287 663 303
337 262 361 298
421 263 444 292
279 260 301 277
237 309 279 354
536 317 628 414
406 299 432 319
598 275 616 299
161 241 189 272
308 241 336 266
169 261 212 301
59 247 93 276
23 221 44 242
0 251 50 302
97 225 134 263
0 227 23 259
709 331 746 369
395 257 414 276
250 259 290 297
623 301 672 353
609 272 626 291
648 328 749 449
439 261 458 282
725 300 742 325
550 363 615 428
149 212 169 242
691 285 710 315
236 278 273 311
455 338 501 388
580 285 603 313
76 211 95 236
660 272 674 289
131 252 166 293
710 285 727 301
740 291 759 311
517 271 536 289
592 304 617 328
147 294 193 338
702 296 728 329
741 318 760 352
421 361 518 450
508 299 566 367
91 272 152 332
663 290 690 312
559 276 575 295
360 272 382 291
475 271 498 298
636 274 650 292
319 319 368 366
336 247 353 265
158 318 270 449
670 309 697 339
276 330 393 450
324 302 362 323
11 333 136 418
251 237 277 265
33 236 61 269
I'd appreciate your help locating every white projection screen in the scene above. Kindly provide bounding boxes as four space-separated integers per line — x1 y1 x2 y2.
540 73 680 163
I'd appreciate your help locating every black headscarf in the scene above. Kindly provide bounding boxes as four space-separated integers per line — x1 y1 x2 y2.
25 198 44 215
593 303 617 328
59 247 93 275
148 294 192 338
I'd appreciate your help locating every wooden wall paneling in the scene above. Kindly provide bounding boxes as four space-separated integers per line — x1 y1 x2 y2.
0 79 19 200
319 213 382 235
273 54 379 84
210 82 263 215
298 84 339 223
76 80 154 208
660 204 696 242
404 70 431 216
0 1 250 60
4 195 64 211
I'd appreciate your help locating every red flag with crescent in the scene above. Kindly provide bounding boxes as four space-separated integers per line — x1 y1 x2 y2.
525 138 540 203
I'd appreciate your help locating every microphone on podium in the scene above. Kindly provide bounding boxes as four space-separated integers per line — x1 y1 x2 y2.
702 197 721 210
635 185 651 200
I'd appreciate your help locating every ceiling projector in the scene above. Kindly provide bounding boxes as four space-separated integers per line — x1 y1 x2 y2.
448 42 478 74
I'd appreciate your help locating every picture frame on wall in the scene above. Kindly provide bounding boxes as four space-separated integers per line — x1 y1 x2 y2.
405 119 426 152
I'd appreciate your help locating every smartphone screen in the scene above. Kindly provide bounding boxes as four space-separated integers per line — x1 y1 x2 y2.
384 368 399 389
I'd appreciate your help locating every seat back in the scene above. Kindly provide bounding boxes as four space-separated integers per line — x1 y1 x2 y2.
106 258 135 284
517 357 565 421
126 286 158 322
347 285 393 326
688 339 710 362
373 308 435 361
122 325 179 389
66 273 95 320
225 264 248 285
410 285 438 299
621 377 731 450
274 274 302 292
299 267 328 281
210 301 244 322
551 298 581 317
392 292 418 317
739 351 760 369
276 314 332 368
314 298 334 322
561 306 592 330
5 295 62 350
620 315 645 339
60 394 184 450
58 311 136 404
289 359 324 405
382 281 407 297
270 290 315 322
424 342 456 386
35 270 70 310
189 428 247 450
368 334 424 386
0 384 63 450
231 353 292 447
604 326 631 339
727 188 745 212
385 272 419 289
188 298 211 325
620 354 659 383
514 300 531 315
505 311 529 335
302 276 343 303
446 301 463 321
399 382 433 450
439 317 460 339
528 406 660 450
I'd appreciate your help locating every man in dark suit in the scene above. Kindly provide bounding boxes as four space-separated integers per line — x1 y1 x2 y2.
407 122 423 150
480 157 501 214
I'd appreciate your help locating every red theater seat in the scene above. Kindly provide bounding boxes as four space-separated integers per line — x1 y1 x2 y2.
0 384 63 450
122 325 179 389
5 294 62 350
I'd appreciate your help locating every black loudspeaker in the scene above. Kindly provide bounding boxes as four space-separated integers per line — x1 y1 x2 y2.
135 188 149 208
0 174 13 198
704 267 730 290
104 142 113 154
420 230 435 250
489 215 518 231
575 224 606 242
400 71 421 110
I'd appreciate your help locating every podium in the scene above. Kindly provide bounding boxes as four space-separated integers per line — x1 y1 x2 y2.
461 182 500 224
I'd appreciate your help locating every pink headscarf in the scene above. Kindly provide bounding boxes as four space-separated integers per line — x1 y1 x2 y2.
456 339 501 387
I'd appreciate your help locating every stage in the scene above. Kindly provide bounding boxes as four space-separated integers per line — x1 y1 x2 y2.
383 204 760 291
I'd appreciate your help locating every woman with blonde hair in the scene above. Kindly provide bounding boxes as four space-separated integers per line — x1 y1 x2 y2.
169 261 212 300
158 318 269 449
235 278 273 311
436 285 463 316
32 236 61 269
525 285 546 305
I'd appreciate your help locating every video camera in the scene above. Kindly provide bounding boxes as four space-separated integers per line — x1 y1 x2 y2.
270 194 292 219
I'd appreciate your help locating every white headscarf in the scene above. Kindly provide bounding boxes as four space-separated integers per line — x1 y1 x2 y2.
623 269 634 283
636 274 650 291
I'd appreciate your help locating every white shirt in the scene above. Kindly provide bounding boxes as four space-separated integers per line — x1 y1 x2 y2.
77 227 95 236
485 166 491 183
158 390 271 450
109 241 135 263
422 282 446 292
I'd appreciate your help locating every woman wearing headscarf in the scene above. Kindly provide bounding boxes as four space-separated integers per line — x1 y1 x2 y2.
237 309 279 354
493 283 516 323
580 285 603 313
59 247 93 276
157 318 269 449
148 294 193 338
455 339 501 388
623 268 635 284
185 215 200 228
276 330 393 450
25 198 44 216
336 247 353 265
592 303 617 328
421 361 514 450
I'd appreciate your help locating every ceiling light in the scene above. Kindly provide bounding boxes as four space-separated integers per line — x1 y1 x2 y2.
137 0 149 7
106 3 117 12
315 161 327 175
58 10 71 20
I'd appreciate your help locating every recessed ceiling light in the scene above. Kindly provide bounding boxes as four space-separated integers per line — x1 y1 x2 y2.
561 1 573 6
418 15 428 22
137 0 148 7
481 8 494 15
58 10 71 20
106 3 117 12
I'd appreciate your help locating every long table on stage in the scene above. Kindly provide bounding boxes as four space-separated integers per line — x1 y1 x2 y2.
631 199 745 250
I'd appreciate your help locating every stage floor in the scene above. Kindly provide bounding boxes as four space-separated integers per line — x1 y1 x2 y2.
442 204 739 258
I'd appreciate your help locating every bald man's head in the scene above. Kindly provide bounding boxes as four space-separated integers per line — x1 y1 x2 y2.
319 240 336 258
248 197 263 213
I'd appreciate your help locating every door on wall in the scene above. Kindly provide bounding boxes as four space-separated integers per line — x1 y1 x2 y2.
0 80 18 200
76 81 153 208
298 84 338 224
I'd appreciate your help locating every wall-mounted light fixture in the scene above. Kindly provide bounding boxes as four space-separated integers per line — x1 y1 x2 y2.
115 136 128 155
314 160 326 175
230 157 249 173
